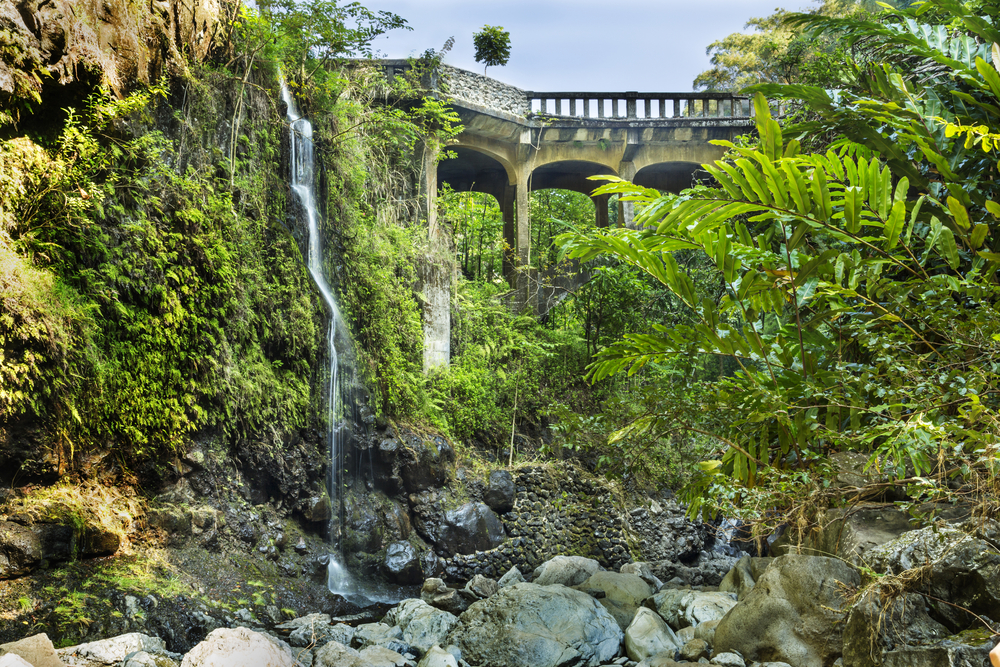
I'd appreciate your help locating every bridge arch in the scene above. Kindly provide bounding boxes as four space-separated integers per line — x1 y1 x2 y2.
438 145 515 201
634 161 705 194
528 160 617 196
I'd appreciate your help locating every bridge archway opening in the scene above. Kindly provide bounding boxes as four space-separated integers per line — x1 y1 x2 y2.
633 161 704 194
438 146 511 199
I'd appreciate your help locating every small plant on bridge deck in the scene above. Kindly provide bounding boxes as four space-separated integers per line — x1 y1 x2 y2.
473 25 511 75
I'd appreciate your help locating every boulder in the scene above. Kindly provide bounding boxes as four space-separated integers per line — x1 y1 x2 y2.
620 561 664 591
842 590 950 667
447 582 622 667
421 578 468 615
575 571 654 630
719 555 754 600
483 471 515 514
771 503 970 564
624 607 683 662
436 503 504 556
415 646 458 667
351 624 406 654
122 651 179 667
391 599 458 656
713 555 860 667
302 496 332 524
711 652 746 667
531 555 600 587
0 522 42 579
497 566 525 588
313 641 405 667
62 633 169 664
0 634 62 667
679 638 709 661
867 523 1000 629
180 628 297 667
383 541 421 584
881 640 992 667
644 588 734 630
0 656 34 667
396 435 455 494
635 658 685 667
693 619 720 646
462 574 498 600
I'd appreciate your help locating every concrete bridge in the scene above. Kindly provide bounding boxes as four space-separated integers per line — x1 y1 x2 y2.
377 62 755 368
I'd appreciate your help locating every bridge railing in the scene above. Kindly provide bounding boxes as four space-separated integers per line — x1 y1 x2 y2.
525 92 752 120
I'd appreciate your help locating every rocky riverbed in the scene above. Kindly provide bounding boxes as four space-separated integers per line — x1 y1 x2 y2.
4 506 1000 667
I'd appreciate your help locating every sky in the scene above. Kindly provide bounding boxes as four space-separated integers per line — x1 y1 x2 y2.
365 0 816 92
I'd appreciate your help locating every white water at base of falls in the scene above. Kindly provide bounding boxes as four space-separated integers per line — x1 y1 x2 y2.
280 80 352 597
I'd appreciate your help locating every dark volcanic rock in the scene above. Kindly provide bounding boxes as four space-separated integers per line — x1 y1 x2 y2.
383 541 422 584
483 470 515 514
0 521 42 579
437 503 504 556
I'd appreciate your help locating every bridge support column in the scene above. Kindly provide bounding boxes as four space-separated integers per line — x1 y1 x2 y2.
419 140 451 371
618 161 636 229
594 193 611 228
501 184 516 282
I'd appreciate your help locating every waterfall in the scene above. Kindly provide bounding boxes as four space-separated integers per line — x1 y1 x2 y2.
280 80 352 595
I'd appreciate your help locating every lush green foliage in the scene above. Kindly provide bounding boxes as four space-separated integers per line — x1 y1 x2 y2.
561 2 1000 520
1 69 323 468
472 25 512 74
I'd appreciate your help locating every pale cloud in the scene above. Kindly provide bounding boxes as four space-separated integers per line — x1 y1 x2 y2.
368 0 816 91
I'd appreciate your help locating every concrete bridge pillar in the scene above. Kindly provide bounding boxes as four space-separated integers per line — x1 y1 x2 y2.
419 140 451 371
594 193 611 228
618 161 637 229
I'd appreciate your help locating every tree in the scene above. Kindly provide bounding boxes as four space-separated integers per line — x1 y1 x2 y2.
693 0 892 91
559 0 1000 526
473 25 511 75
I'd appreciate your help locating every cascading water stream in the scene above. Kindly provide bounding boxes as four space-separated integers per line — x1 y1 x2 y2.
280 80 351 595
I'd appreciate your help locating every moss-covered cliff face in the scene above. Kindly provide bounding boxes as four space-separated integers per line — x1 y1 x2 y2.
0 0 330 493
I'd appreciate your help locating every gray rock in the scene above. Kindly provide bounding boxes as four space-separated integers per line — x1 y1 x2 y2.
0 655 33 667
0 633 62 667
531 555 601 587
447 582 622 667
620 562 664 591
462 574 498 600
680 639 710 661
711 652 746 667
497 566 524 588
394 435 455 494
866 523 1000 630
179 628 297 667
303 496 332 524
841 591 949 667
0 521 41 579
625 607 683 662
384 541 422 584
436 503 504 556
421 578 468 615
719 555 755 600
575 571 654 630
65 633 167 664
881 640 991 667
771 503 970 565
483 471 515 514
693 620 720 646
714 555 859 667
635 657 684 667
122 651 179 667
644 588 735 630
392 599 458 656
352 623 404 650
357 645 407 667
416 646 458 667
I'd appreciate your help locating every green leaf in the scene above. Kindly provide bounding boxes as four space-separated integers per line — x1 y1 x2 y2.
971 223 989 248
884 200 906 250
947 196 971 231
938 225 960 269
